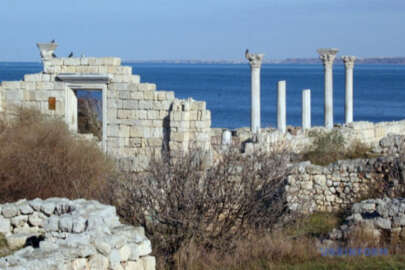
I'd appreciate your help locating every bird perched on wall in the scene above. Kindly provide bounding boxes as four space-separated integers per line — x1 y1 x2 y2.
68 52 74 58
51 39 55 44
52 53 57 58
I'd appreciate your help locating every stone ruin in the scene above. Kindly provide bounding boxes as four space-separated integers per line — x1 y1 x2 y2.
0 198 154 270
0 43 211 172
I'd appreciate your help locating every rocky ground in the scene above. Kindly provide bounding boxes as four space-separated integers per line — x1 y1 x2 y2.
0 198 155 270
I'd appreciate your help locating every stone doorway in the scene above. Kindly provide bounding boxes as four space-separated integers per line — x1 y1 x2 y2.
76 89 103 141
58 74 110 152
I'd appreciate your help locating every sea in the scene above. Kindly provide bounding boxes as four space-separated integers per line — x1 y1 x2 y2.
0 62 404 129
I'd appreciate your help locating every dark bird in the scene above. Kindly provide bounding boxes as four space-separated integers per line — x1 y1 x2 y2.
68 52 74 58
52 53 57 58
245 49 249 57
51 39 55 43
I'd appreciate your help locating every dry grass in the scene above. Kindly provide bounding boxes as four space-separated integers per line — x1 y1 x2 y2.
302 130 376 166
170 232 319 270
0 107 116 203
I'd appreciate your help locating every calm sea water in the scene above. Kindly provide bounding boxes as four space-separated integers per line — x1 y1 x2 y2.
1 62 405 129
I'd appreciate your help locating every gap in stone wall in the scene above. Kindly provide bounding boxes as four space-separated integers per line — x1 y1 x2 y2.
76 90 103 141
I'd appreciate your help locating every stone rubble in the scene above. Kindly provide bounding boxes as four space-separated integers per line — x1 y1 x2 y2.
329 198 405 244
0 198 155 270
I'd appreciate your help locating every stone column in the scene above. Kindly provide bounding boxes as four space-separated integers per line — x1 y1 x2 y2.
245 50 264 135
221 130 232 150
317 48 339 129
302 89 311 130
37 42 58 61
277 80 286 133
342 56 356 124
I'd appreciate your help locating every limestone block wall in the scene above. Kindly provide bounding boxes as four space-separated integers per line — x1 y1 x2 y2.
169 98 211 153
0 55 212 172
0 198 155 270
286 157 400 214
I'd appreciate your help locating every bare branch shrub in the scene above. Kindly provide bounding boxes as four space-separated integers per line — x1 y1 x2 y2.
0 107 116 202
113 144 290 266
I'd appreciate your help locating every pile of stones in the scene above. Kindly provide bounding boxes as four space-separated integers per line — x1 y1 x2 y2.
329 198 405 242
0 198 155 270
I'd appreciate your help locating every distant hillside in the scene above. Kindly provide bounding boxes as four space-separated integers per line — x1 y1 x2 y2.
125 57 405 65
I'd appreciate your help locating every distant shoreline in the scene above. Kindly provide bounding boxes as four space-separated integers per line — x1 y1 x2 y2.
1 57 405 65
124 57 405 65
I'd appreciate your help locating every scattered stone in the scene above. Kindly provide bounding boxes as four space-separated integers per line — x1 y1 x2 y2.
0 198 154 270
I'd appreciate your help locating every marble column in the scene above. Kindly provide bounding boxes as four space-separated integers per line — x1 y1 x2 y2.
221 129 232 149
277 80 286 133
317 48 339 129
245 50 264 134
342 56 356 124
302 89 311 130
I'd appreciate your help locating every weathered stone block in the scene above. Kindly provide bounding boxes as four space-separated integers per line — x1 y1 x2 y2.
89 254 109 270
1 81 21 89
125 261 144 270
2 204 19 218
24 73 43 82
0 216 11 235
63 58 81 66
138 83 156 91
131 92 144 100
142 256 156 270
11 215 28 227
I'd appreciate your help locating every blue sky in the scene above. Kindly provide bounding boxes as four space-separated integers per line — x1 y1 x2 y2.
0 0 404 61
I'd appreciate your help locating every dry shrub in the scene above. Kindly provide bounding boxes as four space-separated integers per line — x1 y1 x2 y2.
114 145 290 267
302 130 375 166
0 107 115 202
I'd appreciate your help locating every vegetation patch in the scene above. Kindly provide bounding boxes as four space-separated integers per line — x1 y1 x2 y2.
302 130 378 166
285 212 344 238
0 107 115 203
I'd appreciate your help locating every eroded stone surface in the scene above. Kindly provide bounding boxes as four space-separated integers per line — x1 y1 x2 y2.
0 198 155 270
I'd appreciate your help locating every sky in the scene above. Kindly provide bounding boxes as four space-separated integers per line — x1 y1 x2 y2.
0 0 404 61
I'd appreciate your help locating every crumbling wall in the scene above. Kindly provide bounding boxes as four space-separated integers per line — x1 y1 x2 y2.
0 55 212 172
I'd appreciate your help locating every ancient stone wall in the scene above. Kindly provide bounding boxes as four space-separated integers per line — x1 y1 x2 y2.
286 156 402 214
329 198 405 245
220 120 405 155
0 198 155 270
0 54 211 172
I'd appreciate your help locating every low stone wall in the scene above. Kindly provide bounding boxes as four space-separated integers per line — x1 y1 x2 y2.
286 156 402 214
0 198 155 270
329 198 405 243
218 121 405 154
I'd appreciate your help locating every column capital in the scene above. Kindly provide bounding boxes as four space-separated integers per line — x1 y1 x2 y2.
317 48 339 68
37 42 58 61
245 49 264 68
342 56 356 69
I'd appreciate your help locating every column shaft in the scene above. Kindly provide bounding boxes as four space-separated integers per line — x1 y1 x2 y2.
342 56 356 124
277 80 286 133
251 66 261 134
345 67 354 123
324 66 333 129
302 89 311 129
